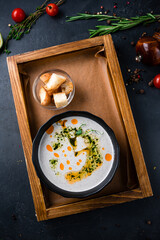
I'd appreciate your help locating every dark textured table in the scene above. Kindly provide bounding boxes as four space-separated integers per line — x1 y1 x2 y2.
0 0 160 239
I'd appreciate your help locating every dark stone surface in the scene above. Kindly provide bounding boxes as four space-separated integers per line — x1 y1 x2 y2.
0 0 160 239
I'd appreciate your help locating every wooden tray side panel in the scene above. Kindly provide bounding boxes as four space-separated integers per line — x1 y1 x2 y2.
7 56 47 221
15 36 104 64
103 35 152 198
46 188 143 219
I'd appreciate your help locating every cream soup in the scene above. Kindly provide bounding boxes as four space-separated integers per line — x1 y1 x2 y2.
38 116 114 192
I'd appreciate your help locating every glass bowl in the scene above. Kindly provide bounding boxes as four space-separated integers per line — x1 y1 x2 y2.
32 69 75 110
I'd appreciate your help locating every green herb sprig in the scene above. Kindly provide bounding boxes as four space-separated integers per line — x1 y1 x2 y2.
66 13 160 38
4 0 65 54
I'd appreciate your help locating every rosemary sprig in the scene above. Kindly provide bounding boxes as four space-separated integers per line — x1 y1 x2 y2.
66 13 160 38
4 0 65 54
66 13 123 22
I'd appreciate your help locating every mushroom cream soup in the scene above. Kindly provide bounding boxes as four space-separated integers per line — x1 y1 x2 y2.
38 116 114 192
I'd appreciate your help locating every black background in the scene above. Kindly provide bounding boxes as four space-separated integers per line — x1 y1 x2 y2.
0 0 160 239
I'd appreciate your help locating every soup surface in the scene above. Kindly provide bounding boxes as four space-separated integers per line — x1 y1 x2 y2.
38 116 114 192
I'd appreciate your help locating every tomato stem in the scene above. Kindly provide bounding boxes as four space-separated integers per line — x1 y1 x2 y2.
48 6 53 10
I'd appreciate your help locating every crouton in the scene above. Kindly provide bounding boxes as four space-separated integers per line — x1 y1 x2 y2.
53 92 68 108
40 72 52 84
39 87 51 106
61 81 73 95
44 73 66 94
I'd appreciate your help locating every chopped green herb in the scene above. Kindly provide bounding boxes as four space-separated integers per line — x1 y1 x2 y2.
52 142 61 150
49 159 58 169
76 129 82 135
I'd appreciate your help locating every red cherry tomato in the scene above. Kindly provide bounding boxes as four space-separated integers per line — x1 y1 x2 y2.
153 74 160 89
46 3 59 16
12 8 26 23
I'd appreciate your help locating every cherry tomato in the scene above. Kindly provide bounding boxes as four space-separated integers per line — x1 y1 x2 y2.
12 8 26 23
46 3 59 16
153 74 160 89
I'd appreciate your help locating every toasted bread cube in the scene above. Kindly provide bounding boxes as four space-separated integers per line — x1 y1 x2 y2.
40 73 52 84
61 81 73 95
44 73 66 94
53 92 68 108
47 87 61 96
39 87 51 106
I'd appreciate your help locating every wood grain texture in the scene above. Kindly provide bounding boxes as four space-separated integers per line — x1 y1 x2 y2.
7 56 47 221
15 36 104 64
7 35 152 221
103 35 153 198
46 188 143 219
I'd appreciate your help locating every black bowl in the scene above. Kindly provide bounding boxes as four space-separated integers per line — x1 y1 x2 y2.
32 111 120 198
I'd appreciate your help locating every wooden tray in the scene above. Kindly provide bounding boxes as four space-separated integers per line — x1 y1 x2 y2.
7 35 153 221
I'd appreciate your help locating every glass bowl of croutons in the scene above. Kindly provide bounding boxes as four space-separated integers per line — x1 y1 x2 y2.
32 69 75 110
